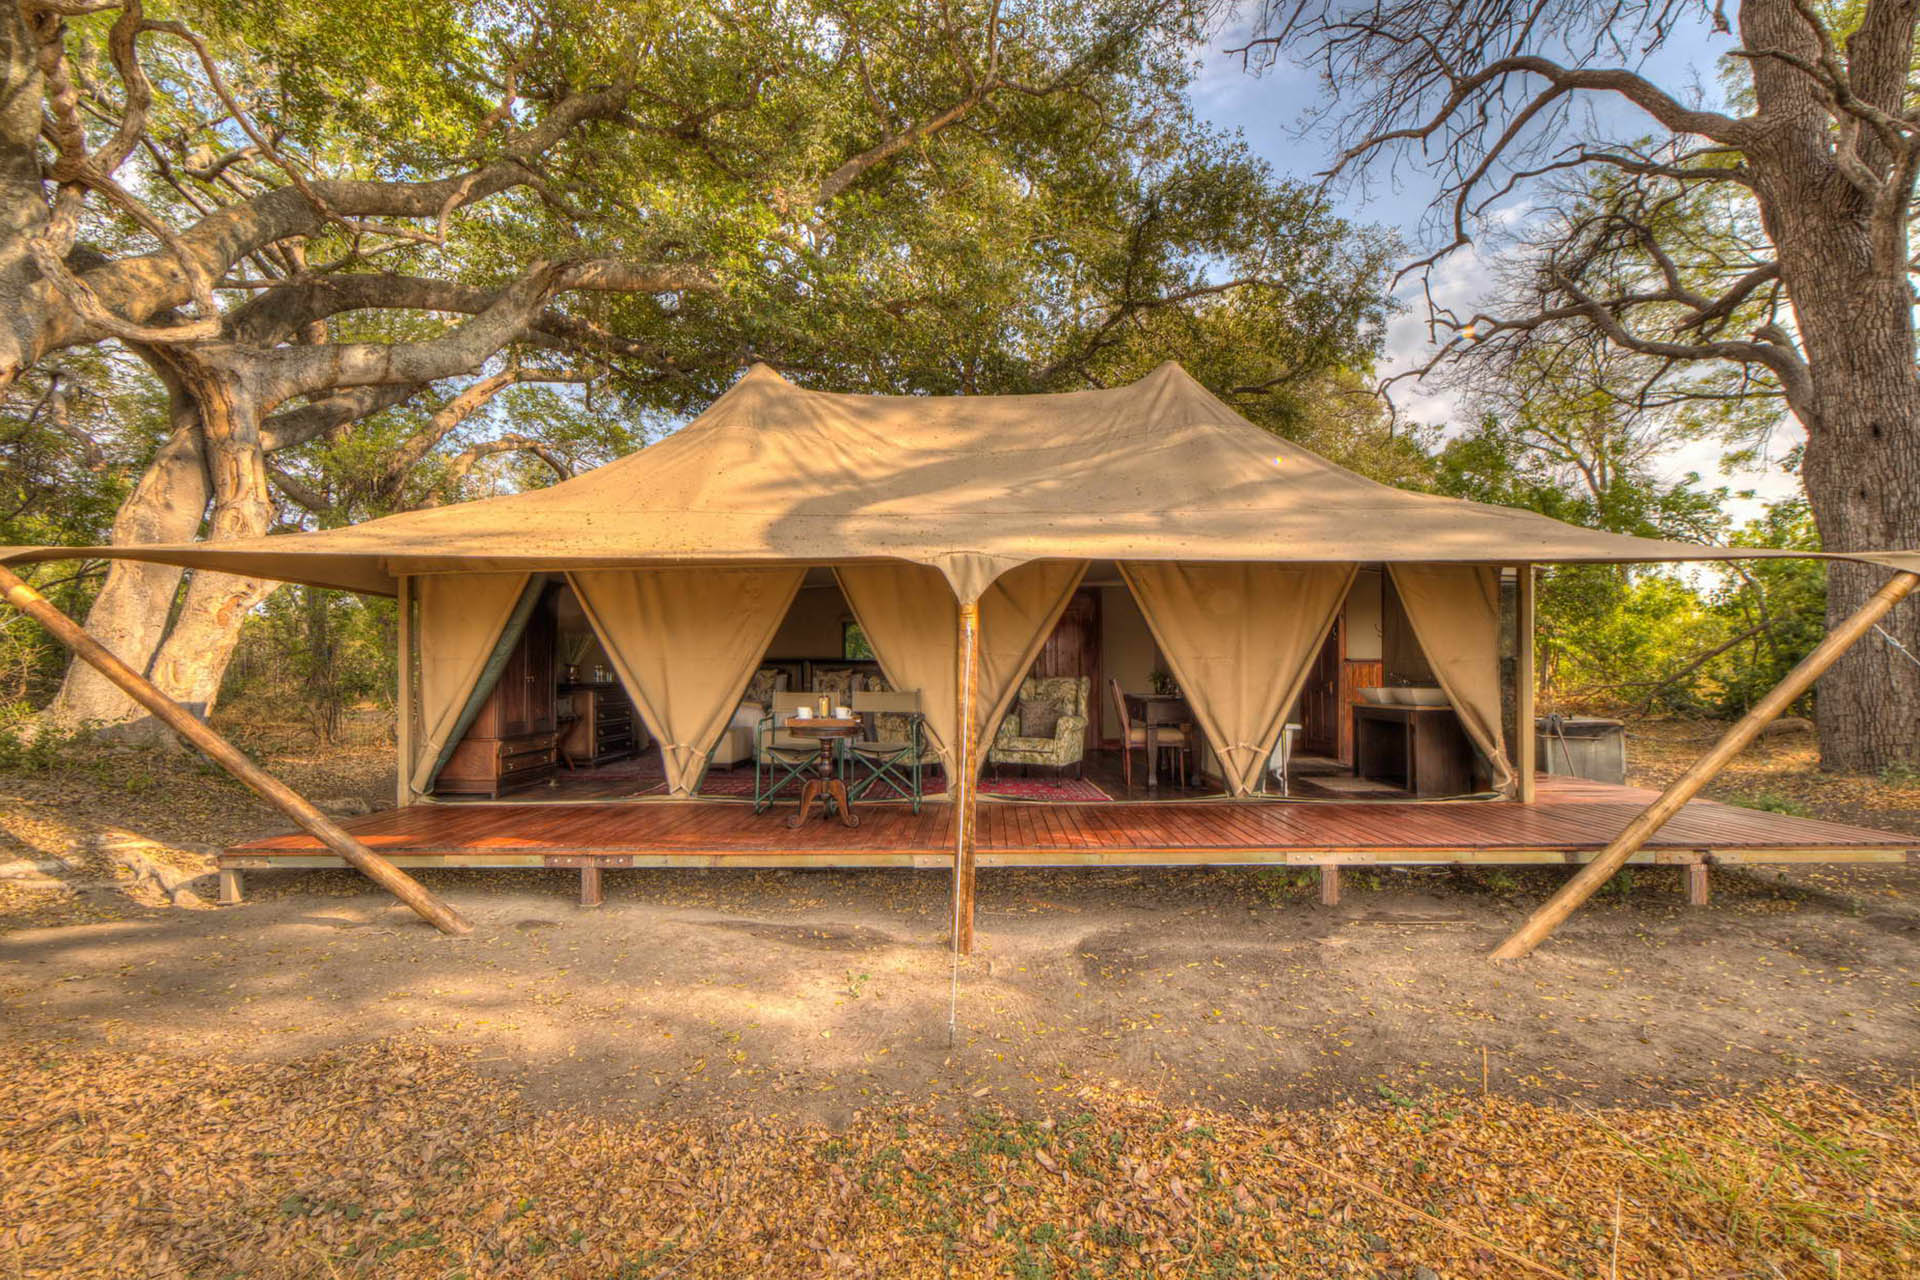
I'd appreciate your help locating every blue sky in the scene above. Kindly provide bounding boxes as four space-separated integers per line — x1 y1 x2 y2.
1186 13 1803 523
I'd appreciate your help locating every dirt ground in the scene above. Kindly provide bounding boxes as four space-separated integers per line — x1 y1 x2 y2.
3 720 1917 1125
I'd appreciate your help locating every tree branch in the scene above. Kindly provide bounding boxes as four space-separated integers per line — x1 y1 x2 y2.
252 259 711 405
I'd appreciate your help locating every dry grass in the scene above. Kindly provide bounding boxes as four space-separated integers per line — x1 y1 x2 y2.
1628 719 1920 824
2 1038 1917 1278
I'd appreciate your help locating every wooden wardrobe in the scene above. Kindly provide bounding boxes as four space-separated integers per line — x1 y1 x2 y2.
433 607 558 798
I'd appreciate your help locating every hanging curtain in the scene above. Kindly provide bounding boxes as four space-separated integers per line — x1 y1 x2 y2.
836 560 1086 775
408 572 536 794
568 567 804 795
1387 563 1514 792
1121 561 1356 797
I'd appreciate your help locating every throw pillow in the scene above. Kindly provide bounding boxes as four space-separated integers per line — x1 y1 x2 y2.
1018 698 1060 738
871 711 916 748
744 666 784 705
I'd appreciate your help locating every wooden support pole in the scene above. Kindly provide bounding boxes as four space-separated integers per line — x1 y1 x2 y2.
396 575 415 809
951 600 982 954
0 564 473 937
1319 865 1341 907
579 864 603 908
218 867 245 905
1491 569 1920 961
1515 564 1536 804
1684 862 1710 907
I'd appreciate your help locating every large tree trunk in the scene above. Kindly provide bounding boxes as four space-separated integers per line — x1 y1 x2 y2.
43 410 207 731
45 351 277 743
1783 262 1920 770
1740 0 1920 773
0 1 48 389
136 357 276 736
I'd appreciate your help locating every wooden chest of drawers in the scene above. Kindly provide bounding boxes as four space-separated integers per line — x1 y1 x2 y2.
557 683 642 768
435 730 558 798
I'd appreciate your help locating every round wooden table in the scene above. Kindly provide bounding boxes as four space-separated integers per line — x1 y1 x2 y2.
783 718 862 829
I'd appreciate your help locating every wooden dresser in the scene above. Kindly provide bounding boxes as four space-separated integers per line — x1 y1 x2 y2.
433 610 558 798
557 682 641 768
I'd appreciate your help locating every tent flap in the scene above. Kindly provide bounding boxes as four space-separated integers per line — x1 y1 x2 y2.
408 572 536 794
837 560 1086 775
1121 561 1356 796
1387 563 1514 793
568 567 804 795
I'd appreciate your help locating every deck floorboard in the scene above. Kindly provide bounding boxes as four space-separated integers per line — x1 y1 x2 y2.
225 776 1915 867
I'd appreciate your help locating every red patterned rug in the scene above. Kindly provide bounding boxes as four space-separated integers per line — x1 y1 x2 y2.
979 774 1112 803
600 757 1111 803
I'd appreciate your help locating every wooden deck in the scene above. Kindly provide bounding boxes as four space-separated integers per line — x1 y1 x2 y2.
225 776 1916 871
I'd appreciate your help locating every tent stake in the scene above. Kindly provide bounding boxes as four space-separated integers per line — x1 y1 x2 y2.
0 565 473 937
1491 568 1919 961
951 600 981 954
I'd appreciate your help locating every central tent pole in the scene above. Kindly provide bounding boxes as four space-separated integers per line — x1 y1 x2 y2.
1491 568 1919 961
951 599 981 953
0 564 474 937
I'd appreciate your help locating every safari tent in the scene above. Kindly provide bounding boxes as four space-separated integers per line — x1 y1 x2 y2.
5 361 1918 957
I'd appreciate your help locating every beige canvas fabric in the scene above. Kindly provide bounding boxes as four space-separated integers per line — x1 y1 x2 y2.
14 362 1903 598
1120 562 1356 796
1387 564 1514 793
408 572 532 793
836 561 1086 774
568 568 803 795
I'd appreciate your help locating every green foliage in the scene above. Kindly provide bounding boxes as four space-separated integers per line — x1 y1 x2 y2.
1707 501 1826 716
1732 791 1814 818
1434 407 1823 718
0 349 165 707
220 589 398 744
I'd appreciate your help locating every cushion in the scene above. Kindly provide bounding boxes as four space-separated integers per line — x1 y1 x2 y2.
812 667 858 700
731 702 766 730
744 666 786 705
871 711 916 745
1018 698 1061 738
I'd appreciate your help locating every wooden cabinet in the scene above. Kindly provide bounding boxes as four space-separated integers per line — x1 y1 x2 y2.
1354 705 1473 798
557 683 641 768
433 609 558 798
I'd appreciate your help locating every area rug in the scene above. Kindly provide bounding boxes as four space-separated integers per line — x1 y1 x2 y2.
978 774 1112 802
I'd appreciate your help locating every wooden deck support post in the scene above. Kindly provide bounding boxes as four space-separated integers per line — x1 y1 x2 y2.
0 564 473 937
579 864 603 908
218 867 245 905
1319 865 1341 907
951 600 982 954
1491 569 1920 961
1683 862 1710 907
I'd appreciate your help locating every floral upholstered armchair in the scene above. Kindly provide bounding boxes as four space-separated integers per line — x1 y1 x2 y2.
988 675 1089 776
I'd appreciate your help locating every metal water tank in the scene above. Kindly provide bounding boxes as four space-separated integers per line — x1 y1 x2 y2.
1534 716 1627 786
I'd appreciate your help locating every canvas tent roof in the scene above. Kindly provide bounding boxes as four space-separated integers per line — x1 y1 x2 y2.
7 361 1917 599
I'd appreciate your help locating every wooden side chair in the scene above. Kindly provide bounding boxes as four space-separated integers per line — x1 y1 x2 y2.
847 690 934 811
1108 677 1193 791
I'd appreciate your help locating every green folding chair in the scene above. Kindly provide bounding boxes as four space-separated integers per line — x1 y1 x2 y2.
754 692 826 814
846 690 930 812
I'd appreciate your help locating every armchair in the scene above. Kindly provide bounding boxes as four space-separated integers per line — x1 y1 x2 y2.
987 675 1089 777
